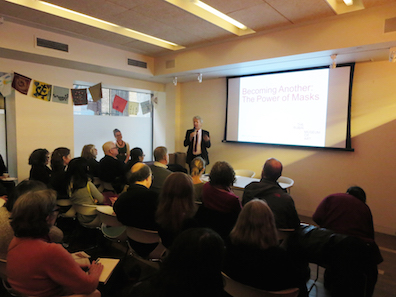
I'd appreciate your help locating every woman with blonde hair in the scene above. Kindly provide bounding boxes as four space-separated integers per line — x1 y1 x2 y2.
156 172 198 248
189 156 205 202
224 199 307 295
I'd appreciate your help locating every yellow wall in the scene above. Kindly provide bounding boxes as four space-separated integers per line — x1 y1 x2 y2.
176 60 396 235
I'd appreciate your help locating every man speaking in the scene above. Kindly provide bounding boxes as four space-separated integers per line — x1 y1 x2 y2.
184 116 211 168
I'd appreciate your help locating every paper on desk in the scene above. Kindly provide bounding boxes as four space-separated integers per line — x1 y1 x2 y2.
97 258 120 284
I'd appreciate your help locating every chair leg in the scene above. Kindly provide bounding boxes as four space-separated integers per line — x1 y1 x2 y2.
308 264 320 293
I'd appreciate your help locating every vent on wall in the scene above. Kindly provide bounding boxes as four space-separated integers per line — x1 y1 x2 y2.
385 17 396 33
128 58 147 69
36 37 69 52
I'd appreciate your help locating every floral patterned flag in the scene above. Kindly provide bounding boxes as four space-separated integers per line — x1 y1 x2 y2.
31 80 52 101
52 86 69 104
12 72 31 95
89 83 102 102
71 88 88 105
112 95 128 113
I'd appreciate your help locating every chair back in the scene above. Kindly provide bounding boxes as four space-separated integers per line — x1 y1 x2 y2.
125 226 161 244
96 206 126 240
222 272 299 297
277 176 294 192
234 169 255 178
73 204 98 216
57 199 76 218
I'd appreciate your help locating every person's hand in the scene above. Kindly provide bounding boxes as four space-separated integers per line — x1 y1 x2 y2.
190 130 197 141
203 134 210 142
88 261 104 279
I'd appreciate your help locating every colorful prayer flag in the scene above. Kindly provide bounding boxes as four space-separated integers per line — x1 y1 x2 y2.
52 86 69 104
89 83 102 102
0 73 13 97
12 72 31 95
112 95 128 113
141 100 152 114
71 88 88 105
31 80 52 101
128 101 139 115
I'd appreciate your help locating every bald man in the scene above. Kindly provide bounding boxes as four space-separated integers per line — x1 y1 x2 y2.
113 163 159 257
242 158 300 229
98 141 126 193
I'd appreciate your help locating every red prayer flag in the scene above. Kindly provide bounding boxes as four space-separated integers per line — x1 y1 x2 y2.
112 95 128 113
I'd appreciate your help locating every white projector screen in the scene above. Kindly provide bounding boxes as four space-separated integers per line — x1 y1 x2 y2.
225 64 354 150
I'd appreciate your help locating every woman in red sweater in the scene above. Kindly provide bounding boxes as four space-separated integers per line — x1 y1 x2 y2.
7 189 103 297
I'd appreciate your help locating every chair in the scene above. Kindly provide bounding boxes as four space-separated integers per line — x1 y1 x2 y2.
234 169 255 178
125 226 166 269
277 176 294 193
96 206 127 242
276 228 295 249
72 204 101 228
222 272 299 297
57 199 76 218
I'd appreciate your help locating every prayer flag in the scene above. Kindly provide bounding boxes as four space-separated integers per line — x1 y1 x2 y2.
141 100 152 114
128 101 139 115
112 95 128 113
12 72 31 95
89 83 102 102
52 86 69 104
0 73 13 97
71 88 88 105
31 80 52 101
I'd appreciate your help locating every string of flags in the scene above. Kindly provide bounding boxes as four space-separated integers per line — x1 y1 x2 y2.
0 72 152 115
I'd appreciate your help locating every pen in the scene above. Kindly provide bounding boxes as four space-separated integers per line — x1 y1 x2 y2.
95 258 101 264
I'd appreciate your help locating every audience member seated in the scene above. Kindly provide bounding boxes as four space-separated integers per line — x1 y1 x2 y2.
125 147 145 175
312 186 382 297
197 161 241 239
156 172 198 248
98 141 126 193
114 163 159 258
224 199 308 296
50 147 72 200
113 128 130 164
0 153 6 176
149 146 172 194
190 156 206 203
81 144 100 185
129 228 229 297
0 153 15 197
0 180 64 260
242 157 300 229
7 189 103 297
28 148 51 185
67 158 104 226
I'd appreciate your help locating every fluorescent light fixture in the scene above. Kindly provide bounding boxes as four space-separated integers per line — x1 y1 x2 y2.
165 0 255 36
325 0 364 14
5 0 185 51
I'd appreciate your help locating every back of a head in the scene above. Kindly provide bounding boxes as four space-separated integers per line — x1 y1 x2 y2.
190 157 205 177
102 141 114 154
81 144 95 159
153 146 167 162
130 147 143 162
10 189 57 238
262 158 283 182
51 147 70 171
347 186 366 203
230 199 278 249
160 228 225 295
129 163 151 184
209 161 235 188
66 157 89 190
28 148 49 166
6 179 47 212
157 172 195 231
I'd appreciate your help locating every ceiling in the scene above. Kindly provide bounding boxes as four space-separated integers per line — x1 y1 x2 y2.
0 0 395 83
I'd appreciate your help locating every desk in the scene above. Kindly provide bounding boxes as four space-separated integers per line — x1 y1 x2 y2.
96 205 116 216
201 175 294 200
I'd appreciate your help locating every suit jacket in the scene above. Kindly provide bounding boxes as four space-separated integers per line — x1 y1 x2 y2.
184 128 211 166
